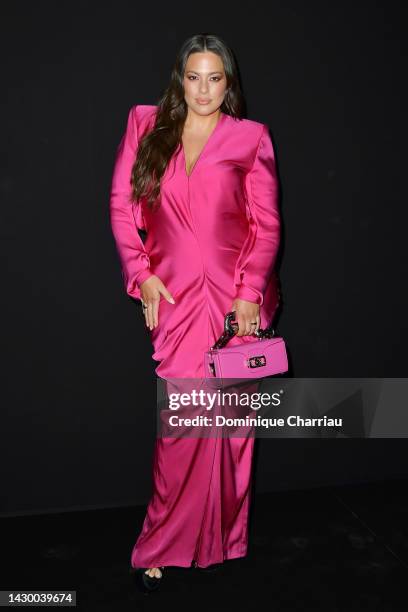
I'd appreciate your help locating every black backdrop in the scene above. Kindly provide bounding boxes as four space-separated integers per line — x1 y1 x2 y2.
1 1 407 516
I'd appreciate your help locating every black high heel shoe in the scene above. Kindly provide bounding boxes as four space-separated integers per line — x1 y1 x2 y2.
131 566 165 593
142 566 164 592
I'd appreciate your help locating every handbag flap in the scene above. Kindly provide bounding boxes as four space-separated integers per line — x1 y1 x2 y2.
214 337 284 359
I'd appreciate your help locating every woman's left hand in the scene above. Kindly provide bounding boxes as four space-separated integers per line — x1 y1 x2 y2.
231 298 260 337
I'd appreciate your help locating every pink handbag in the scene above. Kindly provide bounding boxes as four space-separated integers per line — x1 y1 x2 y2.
204 311 288 379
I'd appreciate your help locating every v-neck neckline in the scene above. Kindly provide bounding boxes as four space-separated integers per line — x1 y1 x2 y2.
181 111 225 178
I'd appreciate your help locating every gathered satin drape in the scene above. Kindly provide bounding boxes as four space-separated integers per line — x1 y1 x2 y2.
109 104 281 568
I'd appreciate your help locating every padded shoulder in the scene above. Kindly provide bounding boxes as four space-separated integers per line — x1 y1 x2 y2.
133 104 157 138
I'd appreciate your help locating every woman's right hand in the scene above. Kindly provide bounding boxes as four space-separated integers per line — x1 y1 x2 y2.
140 275 175 330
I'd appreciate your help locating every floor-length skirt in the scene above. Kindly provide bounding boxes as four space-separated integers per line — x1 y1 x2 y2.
130 433 255 568
130 267 279 569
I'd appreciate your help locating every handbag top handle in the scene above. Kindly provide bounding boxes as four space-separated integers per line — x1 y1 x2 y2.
210 311 275 351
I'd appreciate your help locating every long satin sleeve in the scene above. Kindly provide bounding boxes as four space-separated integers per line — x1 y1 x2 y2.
233 124 281 306
109 105 154 302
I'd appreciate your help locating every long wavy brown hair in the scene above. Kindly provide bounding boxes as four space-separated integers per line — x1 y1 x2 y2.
130 33 246 211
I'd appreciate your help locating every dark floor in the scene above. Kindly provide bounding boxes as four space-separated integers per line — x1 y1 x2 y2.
2 478 408 610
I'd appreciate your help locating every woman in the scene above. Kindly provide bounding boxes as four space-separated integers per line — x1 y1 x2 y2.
109 33 281 590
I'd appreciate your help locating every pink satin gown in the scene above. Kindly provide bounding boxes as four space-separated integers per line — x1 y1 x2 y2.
109 104 281 568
